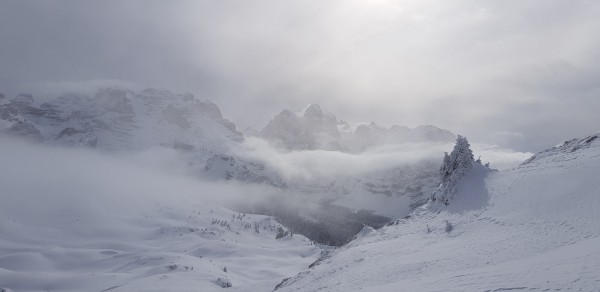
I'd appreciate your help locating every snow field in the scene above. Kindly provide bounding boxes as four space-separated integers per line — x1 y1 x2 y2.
0 140 320 291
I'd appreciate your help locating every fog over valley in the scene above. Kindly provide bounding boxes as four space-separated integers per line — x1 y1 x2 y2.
1 1 599 291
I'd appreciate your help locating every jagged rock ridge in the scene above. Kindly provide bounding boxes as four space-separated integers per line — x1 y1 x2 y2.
260 104 456 152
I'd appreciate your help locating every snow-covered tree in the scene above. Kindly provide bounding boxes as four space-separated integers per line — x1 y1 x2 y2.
431 135 475 206
441 135 474 178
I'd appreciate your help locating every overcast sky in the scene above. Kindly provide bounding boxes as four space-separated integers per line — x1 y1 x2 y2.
1 0 599 152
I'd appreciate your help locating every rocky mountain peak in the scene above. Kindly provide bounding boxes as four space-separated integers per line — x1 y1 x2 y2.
303 104 324 118
260 104 456 152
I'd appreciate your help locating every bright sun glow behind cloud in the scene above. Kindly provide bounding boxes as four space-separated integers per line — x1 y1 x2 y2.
1 1 599 151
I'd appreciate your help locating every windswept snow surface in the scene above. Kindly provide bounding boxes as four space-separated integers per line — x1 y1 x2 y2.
277 135 600 291
0 140 320 292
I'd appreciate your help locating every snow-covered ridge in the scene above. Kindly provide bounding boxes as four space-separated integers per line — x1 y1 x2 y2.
521 132 600 165
275 132 600 291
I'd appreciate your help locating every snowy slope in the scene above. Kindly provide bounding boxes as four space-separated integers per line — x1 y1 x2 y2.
0 140 320 292
276 133 600 291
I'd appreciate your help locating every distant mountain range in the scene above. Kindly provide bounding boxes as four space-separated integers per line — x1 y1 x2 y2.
258 103 456 152
0 87 454 217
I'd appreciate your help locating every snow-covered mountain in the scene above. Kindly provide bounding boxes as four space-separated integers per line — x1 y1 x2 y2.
260 104 342 151
259 104 456 152
0 88 291 186
343 122 456 153
274 132 600 291
0 88 242 152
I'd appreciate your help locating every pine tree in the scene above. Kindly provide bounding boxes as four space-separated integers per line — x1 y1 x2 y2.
431 135 475 206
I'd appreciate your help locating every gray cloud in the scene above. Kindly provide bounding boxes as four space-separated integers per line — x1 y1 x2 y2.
1 0 599 152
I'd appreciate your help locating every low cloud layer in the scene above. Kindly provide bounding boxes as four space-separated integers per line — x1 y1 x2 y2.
0 133 531 228
471 144 533 170
2 1 599 152
0 139 282 225
239 138 450 181
239 137 532 183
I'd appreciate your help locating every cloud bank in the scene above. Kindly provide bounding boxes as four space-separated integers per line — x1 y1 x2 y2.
239 137 532 183
2 0 598 151
0 139 283 226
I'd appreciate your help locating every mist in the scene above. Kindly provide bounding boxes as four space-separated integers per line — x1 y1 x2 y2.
3 2 599 290
0 136 394 247
2 1 599 151
0 137 330 290
238 137 531 184
0 138 281 230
